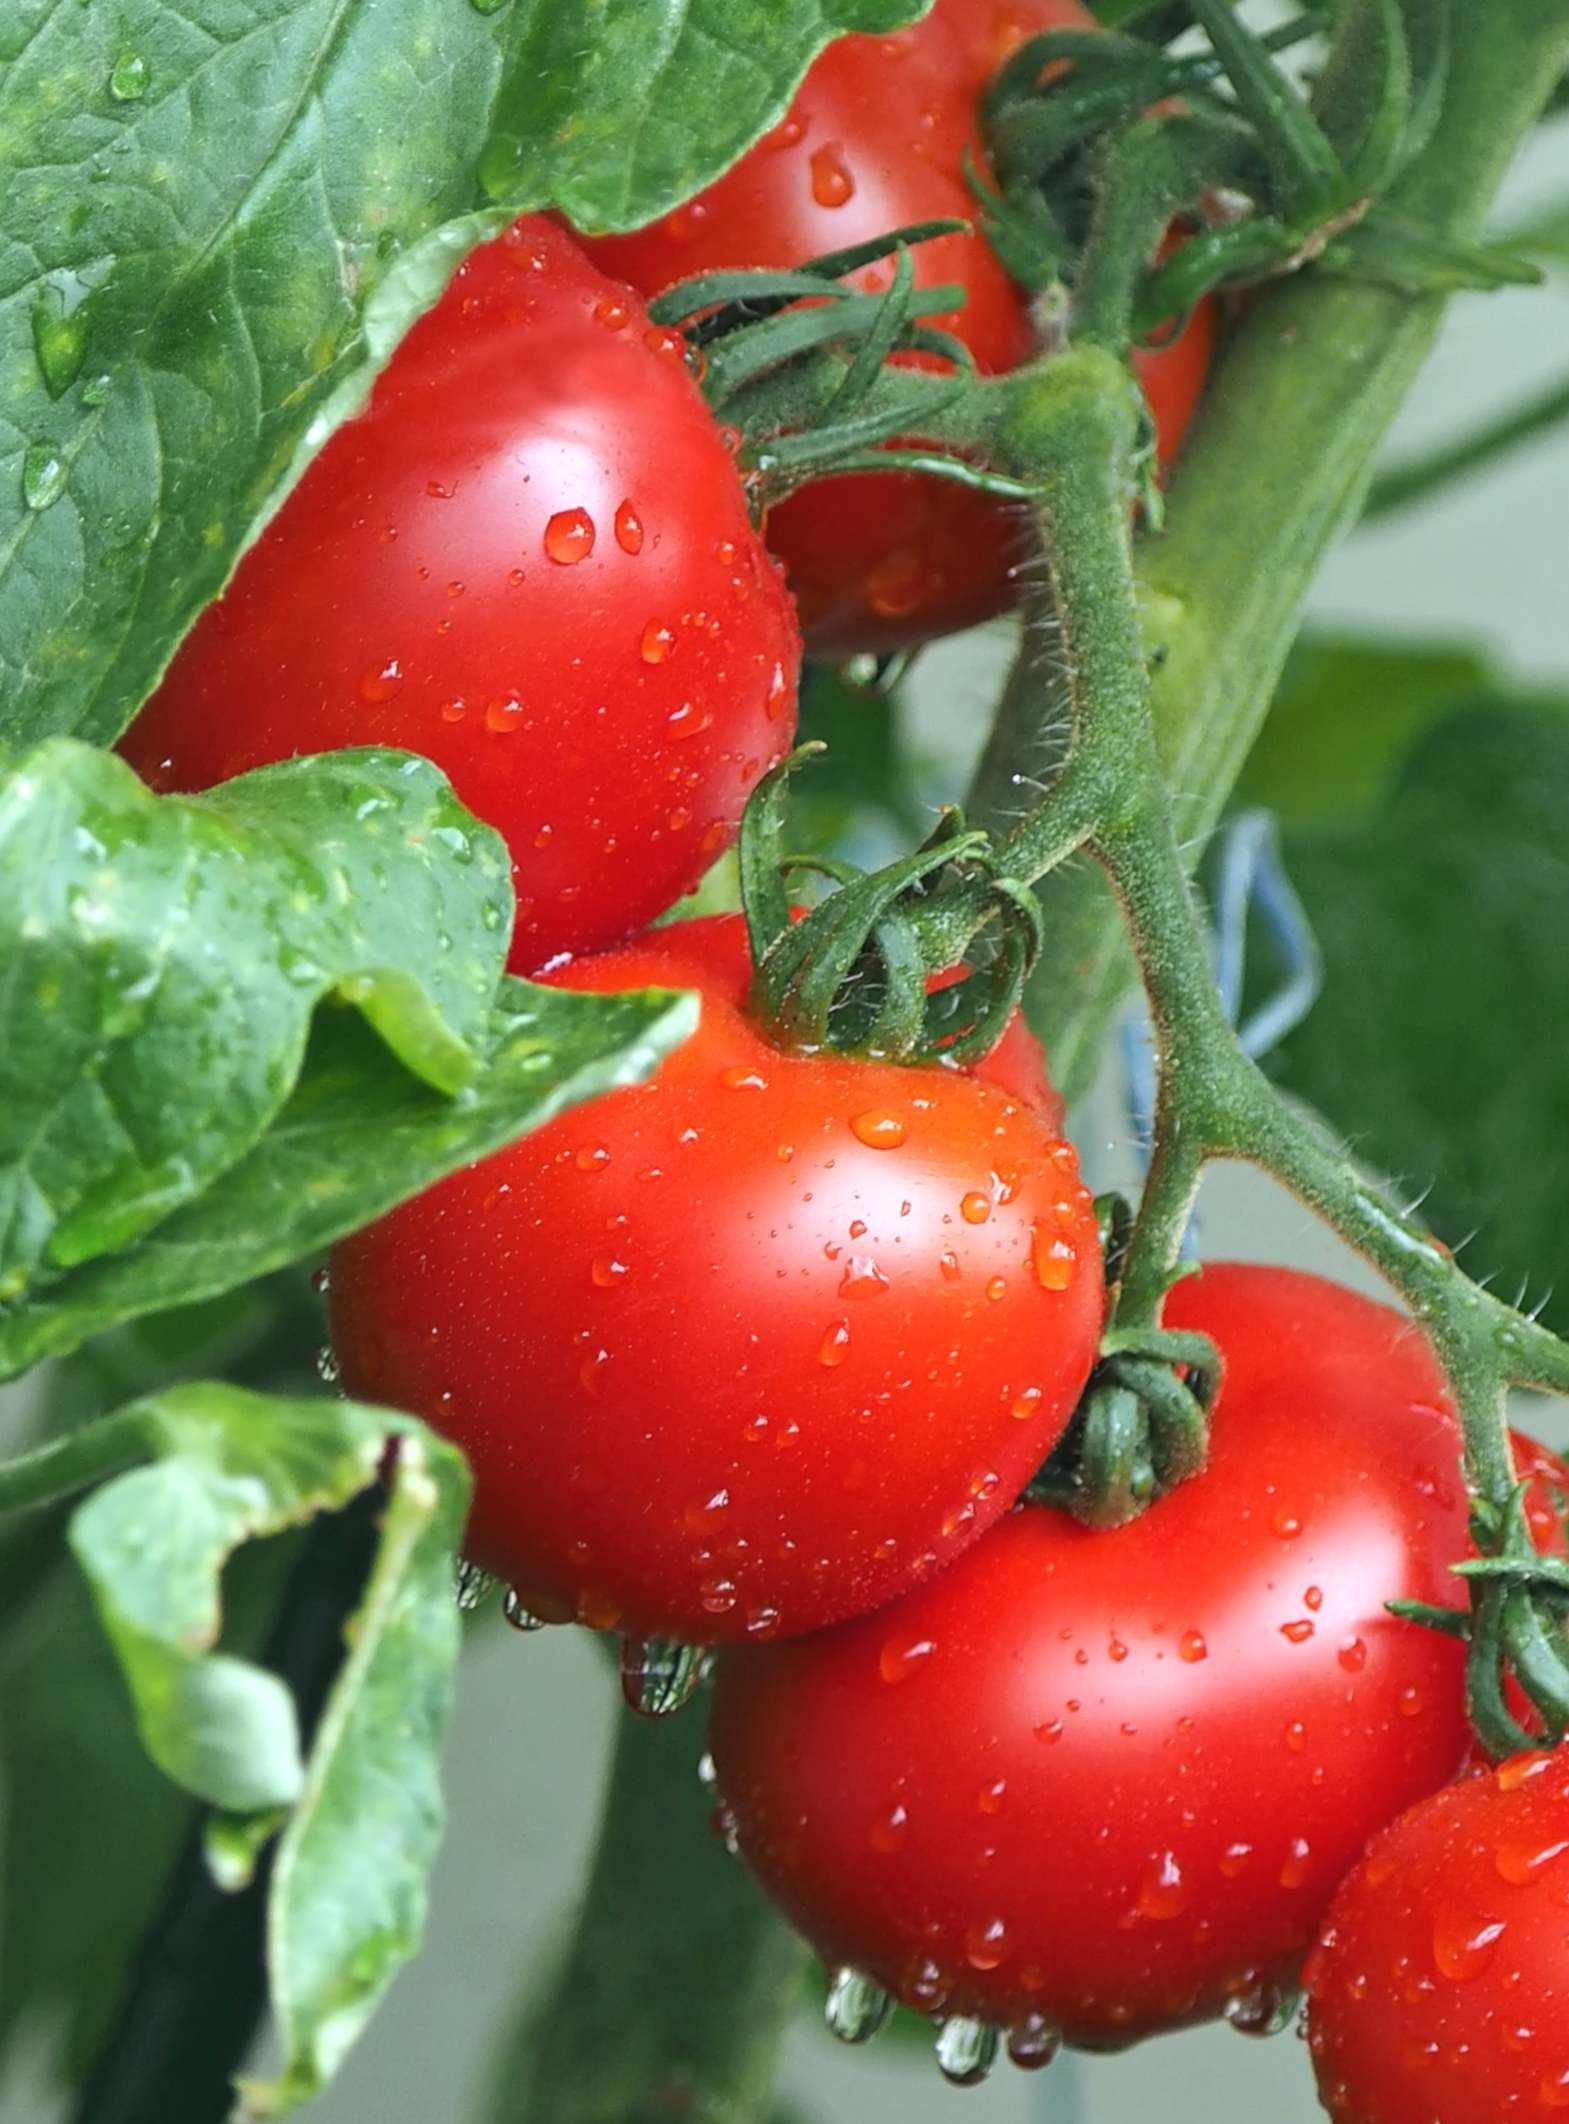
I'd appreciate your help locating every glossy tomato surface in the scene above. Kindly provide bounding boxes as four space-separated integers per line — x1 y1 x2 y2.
120 218 799 972
587 0 1214 654
1306 1745 1569 2120
329 914 1102 1644
709 1264 1479 2046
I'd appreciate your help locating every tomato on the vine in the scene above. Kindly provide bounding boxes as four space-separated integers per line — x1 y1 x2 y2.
119 218 800 972
328 913 1102 1645
708 1265 1484 2049
586 0 1215 655
1306 1743 1569 2120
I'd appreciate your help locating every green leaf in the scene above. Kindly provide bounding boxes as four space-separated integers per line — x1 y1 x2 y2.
0 980 696 1381
0 741 510 1303
1235 632 1499 824
41 1379 470 2117
0 0 926 754
1261 703 1569 1338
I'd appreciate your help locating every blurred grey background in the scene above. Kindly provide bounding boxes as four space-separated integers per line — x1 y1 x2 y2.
3 114 1567 2124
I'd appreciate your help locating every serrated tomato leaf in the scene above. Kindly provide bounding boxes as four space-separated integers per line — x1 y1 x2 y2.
0 0 924 752
1260 703 1569 1337
0 742 512 1304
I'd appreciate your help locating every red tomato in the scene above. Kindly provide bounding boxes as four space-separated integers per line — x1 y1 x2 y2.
119 218 800 972
586 0 1214 655
708 1264 1479 2049
1306 1744 1569 2120
328 914 1102 1644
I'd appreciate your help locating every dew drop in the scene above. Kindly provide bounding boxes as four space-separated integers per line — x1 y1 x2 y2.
1226 1982 1300 2038
940 1249 962 1283
1007 2015 1061 2071
838 1257 890 1300
544 506 595 564
964 1917 1010 1970
360 658 403 702
666 700 712 742
1178 1630 1208 1663
1219 1842 1254 1877
699 1576 738 1615
1337 1635 1368 1673
1280 1837 1312 1889
641 620 677 664
809 140 855 207
502 1587 548 1632
879 1633 935 1684
453 1560 496 1611
1137 1852 1189 1921
590 1255 629 1288
1271 1509 1304 1540
614 499 644 554
575 1144 611 1172
825 1966 893 2044
1032 1225 1077 1290
31 293 87 398
1495 1836 1569 1886
960 1190 992 1226
818 1319 851 1368
21 446 66 512
935 2016 999 2087
851 1108 907 1150
1010 1386 1043 1420
485 695 524 735
109 49 149 100
593 294 630 330
977 1777 1007 1815
1432 1908 1507 1983
1280 1619 1315 1645
620 1636 705 1718
868 1802 909 1854
764 661 791 719
1497 1750 1556 1792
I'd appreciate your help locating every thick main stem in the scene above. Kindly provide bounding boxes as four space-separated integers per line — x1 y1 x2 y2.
1013 0 1569 1101
517 1700 807 2124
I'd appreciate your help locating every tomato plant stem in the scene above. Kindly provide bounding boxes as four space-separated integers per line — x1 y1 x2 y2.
0 1407 150 1515
516 1697 807 2124
1009 0 1569 1104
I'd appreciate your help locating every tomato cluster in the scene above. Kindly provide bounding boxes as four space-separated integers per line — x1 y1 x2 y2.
111 4 1567 2111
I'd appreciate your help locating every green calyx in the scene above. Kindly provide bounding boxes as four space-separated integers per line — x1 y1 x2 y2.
738 748 1043 1068
983 0 1537 365
650 225 1029 512
1394 1481 1569 1760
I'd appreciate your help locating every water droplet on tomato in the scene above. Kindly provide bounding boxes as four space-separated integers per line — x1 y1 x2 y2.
868 1802 909 1855
1497 1750 1556 1792
666 700 712 741
1179 1630 1208 1663
439 697 467 723
1337 1635 1367 1672
453 1560 496 1611
838 1257 890 1300
851 1109 907 1149
1032 1225 1077 1290
485 695 524 735
720 1065 767 1092
1496 1836 1569 1886
1272 1509 1304 1540
593 295 630 330
699 1576 738 1615
809 141 855 207
1280 1838 1312 1889
879 1633 935 1684
614 499 644 554
935 2016 999 2086
544 507 595 564
818 1319 852 1368
764 661 791 720
590 1255 629 1288
1219 1842 1254 1877
502 1588 548 1633
960 1190 992 1226
825 1966 893 2044
575 1144 610 1172
1007 2015 1061 2071
977 1777 1007 1815
1432 1908 1507 1983
1280 1619 1315 1644
1398 1685 1425 1718
620 1636 704 1718
940 1249 962 1283
1226 1982 1299 2038
964 1918 1010 1971
641 620 676 664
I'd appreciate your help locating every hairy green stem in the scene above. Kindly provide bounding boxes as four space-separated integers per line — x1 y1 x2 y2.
517 1700 807 2124
1015 0 1569 1101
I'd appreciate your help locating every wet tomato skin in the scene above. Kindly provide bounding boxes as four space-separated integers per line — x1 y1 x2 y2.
1306 1744 1569 2121
328 914 1102 1644
709 1265 1479 2045
586 0 1214 655
119 217 800 973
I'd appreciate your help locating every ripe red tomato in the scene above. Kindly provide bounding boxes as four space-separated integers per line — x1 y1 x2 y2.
328 914 1103 1644
708 1264 1480 2050
1305 1744 1569 2120
119 218 800 973
586 0 1214 655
